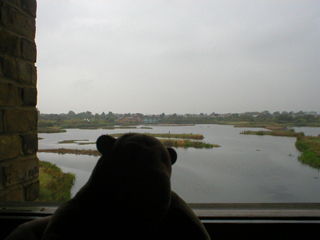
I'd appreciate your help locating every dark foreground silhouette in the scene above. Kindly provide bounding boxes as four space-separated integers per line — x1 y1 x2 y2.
6 133 210 240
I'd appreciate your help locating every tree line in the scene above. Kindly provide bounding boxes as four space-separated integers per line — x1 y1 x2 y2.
38 110 320 127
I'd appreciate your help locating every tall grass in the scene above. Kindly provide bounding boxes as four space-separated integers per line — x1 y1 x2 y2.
295 136 320 169
160 139 219 149
38 127 66 133
39 161 76 202
109 133 204 140
240 130 304 137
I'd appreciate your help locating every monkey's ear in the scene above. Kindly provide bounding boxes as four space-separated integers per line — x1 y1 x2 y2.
167 148 177 165
96 135 116 155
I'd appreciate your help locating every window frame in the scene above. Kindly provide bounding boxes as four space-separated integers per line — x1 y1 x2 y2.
1 202 320 239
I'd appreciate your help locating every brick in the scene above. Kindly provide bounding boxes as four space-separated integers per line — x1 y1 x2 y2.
0 168 4 190
0 134 21 160
24 180 39 201
31 65 36 85
0 82 21 106
0 110 3 133
22 87 37 106
3 56 18 79
0 57 3 75
3 157 39 187
0 28 19 56
6 0 21 7
20 38 36 62
17 59 36 84
1 3 35 39
21 133 37 155
21 0 37 18
0 186 24 201
3 108 37 133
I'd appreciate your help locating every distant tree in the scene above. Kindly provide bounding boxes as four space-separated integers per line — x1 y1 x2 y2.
235 112 248 121
106 111 116 122
45 114 60 121
86 111 93 117
94 113 100 121
68 110 76 116
160 113 165 117
261 110 271 115
295 111 306 117
257 110 272 121
276 111 293 122
230 113 239 118
107 111 115 117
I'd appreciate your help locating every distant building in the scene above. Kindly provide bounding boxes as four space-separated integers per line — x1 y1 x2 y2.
117 116 142 123
117 117 130 123
209 113 221 118
143 117 159 124
307 111 318 116
131 115 143 123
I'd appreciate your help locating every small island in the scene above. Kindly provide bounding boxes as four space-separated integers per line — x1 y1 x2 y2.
240 129 304 137
38 127 66 133
109 133 205 140
39 132 220 156
38 148 101 156
39 137 220 156
295 136 320 170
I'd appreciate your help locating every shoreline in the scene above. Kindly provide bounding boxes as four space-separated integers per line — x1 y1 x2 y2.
38 122 320 134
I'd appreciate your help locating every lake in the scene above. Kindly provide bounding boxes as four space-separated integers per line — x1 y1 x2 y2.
38 125 320 203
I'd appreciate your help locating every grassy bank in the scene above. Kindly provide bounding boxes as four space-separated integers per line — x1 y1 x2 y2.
39 137 219 156
240 129 304 137
233 122 286 129
39 148 101 156
39 161 76 202
228 121 320 128
56 133 208 146
58 139 91 144
102 126 138 129
160 139 219 148
235 125 287 131
38 127 66 133
295 136 320 169
109 133 205 140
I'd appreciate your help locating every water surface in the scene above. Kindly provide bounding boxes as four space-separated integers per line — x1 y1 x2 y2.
38 125 320 203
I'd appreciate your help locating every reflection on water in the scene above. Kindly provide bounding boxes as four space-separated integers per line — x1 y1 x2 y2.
38 125 320 203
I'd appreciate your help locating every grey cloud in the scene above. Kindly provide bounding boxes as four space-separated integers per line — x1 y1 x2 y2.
36 1 320 114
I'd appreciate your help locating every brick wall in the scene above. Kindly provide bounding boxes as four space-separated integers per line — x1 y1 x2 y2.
0 0 38 201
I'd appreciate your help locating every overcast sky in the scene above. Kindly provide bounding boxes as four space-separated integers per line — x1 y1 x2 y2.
36 0 320 115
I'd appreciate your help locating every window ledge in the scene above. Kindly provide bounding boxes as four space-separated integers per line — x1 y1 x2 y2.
189 203 320 220
1 202 320 220
1 202 320 240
